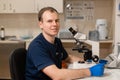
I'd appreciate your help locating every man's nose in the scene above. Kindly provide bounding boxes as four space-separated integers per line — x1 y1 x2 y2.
52 21 57 25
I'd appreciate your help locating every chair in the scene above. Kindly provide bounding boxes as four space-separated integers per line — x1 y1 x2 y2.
9 48 27 80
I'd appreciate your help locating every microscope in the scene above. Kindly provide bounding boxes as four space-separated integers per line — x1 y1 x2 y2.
69 27 99 63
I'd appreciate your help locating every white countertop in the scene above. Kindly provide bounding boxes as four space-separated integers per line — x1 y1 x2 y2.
78 69 120 80
0 40 25 43
68 62 120 80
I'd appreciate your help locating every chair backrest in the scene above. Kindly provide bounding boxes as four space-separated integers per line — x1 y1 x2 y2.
9 48 27 80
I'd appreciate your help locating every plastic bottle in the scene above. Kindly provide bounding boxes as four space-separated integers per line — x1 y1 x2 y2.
0 26 5 40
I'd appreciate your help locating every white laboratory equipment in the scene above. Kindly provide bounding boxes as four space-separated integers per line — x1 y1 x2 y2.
96 19 108 40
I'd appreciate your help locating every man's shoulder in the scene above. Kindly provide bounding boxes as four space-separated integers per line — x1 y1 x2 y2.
29 34 44 47
55 37 61 42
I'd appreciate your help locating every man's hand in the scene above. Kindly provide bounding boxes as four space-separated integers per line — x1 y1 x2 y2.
89 63 105 76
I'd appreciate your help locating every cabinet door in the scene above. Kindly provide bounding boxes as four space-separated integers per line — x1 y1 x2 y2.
0 0 14 13
114 0 120 54
35 0 63 13
0 0 7 13
13 0 35 13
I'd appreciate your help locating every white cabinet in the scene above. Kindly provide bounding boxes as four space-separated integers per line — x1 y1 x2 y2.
0 0 14 13
35 0 63 13
13 0 35 13
0 0 63 13
0 0 35 13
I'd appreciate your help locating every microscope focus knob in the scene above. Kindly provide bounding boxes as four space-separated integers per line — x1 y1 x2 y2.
92 55 99 62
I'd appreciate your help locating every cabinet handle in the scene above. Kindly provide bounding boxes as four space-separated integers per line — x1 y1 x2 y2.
9 3 12 10
13 9 16 13
37 4 39 11
3 4 6 10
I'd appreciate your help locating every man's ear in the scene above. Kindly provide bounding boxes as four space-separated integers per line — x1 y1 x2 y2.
38 21 43 29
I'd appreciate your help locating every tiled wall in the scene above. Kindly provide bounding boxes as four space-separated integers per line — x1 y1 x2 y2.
0 13 64 39
0 14 39 38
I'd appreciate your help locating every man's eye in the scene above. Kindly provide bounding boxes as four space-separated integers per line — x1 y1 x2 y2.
48 20 52 23
55 19 59 23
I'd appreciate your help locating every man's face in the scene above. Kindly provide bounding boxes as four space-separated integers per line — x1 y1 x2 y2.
39 11 60 37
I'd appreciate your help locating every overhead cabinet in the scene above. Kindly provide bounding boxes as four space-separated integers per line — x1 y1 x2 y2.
0 0 14 13
12 0 35 13
0 0 63 13
0 0 35 13
35 0 63 13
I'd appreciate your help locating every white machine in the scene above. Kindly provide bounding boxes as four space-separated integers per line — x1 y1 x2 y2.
105 43 120 69
96 19 108 40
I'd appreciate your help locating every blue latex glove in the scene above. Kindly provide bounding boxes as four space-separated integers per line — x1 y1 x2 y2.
89 63 105 76
99 59 108 64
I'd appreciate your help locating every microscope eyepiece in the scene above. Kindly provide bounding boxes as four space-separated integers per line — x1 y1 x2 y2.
69 27 77 36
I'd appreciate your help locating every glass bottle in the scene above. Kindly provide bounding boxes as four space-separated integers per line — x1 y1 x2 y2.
0 26 5 40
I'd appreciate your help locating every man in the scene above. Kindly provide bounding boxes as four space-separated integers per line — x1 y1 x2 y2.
25 7 105 80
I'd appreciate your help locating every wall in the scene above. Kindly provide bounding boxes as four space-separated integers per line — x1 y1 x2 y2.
0 14 39 38
0 0 114 40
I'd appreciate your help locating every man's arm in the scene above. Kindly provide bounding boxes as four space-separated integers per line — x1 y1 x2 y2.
42 64 91 80
42 63 105 80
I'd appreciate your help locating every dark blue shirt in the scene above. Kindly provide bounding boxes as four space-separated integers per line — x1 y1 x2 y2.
25 33 68 80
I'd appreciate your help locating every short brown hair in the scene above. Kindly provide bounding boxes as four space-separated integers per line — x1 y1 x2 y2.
38 7 58 21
